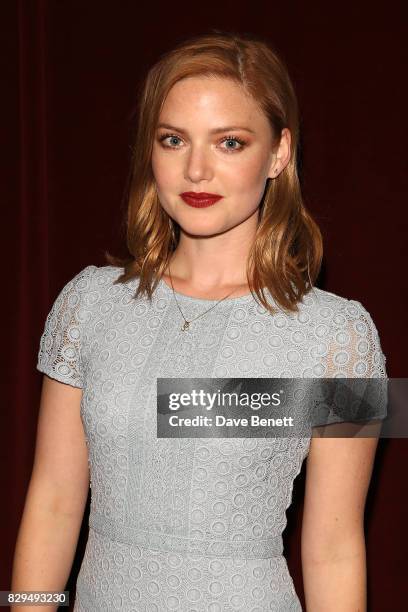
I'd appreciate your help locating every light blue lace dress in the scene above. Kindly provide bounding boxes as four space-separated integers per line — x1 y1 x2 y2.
36 265 387 611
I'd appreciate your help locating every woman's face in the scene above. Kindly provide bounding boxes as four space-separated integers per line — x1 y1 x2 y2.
151 76 287 238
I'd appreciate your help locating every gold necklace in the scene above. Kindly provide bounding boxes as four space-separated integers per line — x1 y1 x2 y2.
167 267 237 332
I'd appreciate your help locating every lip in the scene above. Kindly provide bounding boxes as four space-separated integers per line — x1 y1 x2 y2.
180 192 223 208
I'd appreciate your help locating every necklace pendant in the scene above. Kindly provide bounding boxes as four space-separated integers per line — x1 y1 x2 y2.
181 321 190 332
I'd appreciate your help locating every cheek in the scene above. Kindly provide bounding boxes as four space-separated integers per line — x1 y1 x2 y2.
151 152 179 190
224 157 268 198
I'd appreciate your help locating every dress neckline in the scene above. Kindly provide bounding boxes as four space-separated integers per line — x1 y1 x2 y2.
157 276 255 306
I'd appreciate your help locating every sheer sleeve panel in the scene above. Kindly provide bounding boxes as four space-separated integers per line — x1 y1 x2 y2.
36 265 97 388
326 299 387 379
316 299 388 427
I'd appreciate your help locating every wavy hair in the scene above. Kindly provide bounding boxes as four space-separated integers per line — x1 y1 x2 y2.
105 30 323 314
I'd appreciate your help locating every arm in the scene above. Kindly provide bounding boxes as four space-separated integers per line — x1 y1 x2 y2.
301 432 379 612
11 375 90 611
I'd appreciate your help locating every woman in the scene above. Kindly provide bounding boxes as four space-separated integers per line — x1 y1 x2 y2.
13 31 387 611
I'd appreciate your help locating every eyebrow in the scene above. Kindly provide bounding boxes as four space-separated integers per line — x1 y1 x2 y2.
156 123 256 135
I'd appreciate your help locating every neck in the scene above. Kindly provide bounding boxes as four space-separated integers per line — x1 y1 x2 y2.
166 217 257 294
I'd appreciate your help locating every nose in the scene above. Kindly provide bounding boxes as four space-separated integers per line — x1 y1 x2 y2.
184 144 214 183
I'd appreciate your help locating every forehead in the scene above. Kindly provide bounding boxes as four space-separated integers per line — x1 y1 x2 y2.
159 76 265 125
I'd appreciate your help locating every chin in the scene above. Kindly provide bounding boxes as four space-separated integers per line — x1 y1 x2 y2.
181 225 228 238
177 218 231 238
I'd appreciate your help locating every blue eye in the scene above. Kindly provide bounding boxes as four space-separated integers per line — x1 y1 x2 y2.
157 132 247 152
159 134 182 148
220 136 246 152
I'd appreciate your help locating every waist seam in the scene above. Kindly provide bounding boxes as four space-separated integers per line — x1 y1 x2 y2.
89 512 284 559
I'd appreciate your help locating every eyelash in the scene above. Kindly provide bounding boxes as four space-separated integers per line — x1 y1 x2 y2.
157 132 247 153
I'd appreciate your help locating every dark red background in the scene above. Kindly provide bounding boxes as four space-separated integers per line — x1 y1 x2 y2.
2 1 407 609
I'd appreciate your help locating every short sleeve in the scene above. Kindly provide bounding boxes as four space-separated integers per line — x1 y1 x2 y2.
313 299 388 427
327 299 388 378
36 265 97 388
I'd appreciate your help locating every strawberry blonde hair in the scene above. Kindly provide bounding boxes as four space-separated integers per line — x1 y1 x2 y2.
105 30 323 314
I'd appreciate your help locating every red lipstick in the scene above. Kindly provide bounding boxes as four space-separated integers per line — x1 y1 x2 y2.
180 192 223 208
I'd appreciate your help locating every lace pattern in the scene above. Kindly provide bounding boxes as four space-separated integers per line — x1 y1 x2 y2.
37 265 97 387
36 265 388 611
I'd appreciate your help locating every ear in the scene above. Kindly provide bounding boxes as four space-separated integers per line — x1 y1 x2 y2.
267 128 292 179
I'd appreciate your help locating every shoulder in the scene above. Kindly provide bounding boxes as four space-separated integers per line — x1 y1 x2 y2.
297 286 376 327
48 265 136 319
65 264 138 298
75 264 125 286
297 286 387 376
